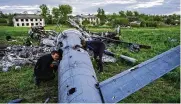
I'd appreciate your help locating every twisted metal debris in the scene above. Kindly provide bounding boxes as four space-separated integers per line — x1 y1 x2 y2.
0 45 55 72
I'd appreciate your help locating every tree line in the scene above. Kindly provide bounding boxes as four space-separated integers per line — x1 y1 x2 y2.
96 9 180 27
0 4 180 27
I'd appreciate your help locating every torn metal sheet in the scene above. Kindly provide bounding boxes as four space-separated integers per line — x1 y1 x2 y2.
41 38 56 47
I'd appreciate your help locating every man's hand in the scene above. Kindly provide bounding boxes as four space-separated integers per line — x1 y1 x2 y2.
50 64 54 68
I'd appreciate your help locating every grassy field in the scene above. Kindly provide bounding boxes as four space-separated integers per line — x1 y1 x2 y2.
0 25 180 103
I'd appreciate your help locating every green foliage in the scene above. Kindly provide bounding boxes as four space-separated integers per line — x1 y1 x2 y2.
97 8 106 25
140 21 146 27
0 18 7 23
82 19 90 26
52 7 59 18
106 11 180 27
119 11 126 17
59 5 72 16
46 14 53 24
145 21 158 27
134 11 139 16
0 18 7 26
112 17 129 27
126 10 133 16
165 18 172 25
7 14 14 26
39 4 50 24
128 16 139 22
58 5 72 24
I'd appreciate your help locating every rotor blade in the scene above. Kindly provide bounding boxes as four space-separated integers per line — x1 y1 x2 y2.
99 45 180 103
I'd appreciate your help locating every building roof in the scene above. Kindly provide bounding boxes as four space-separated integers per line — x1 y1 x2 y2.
74 14 97 19
14 14 43 19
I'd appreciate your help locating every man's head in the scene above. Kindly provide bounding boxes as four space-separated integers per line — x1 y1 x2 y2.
51 50 60 61
81 40 86 47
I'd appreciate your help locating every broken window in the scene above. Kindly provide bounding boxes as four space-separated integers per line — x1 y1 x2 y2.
31 23 34 26
26 19 28 21
35 19 38 21
36 23 38 26
16 19 18 22
31 19 33 21
40 19 42 21
22 23 24 26
26 23 29 26
21 19 24 21
17 23 19 26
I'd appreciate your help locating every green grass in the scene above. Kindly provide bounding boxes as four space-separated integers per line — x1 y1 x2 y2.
0 25 180 103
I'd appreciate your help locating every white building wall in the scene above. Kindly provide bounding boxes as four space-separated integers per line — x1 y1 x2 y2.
13 18 45 27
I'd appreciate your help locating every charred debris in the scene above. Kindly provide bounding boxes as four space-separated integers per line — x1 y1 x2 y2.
0 19 151 72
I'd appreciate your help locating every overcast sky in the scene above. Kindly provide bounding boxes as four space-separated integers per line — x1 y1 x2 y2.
0 0 180 15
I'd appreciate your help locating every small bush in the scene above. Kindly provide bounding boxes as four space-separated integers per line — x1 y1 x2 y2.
130 23 140 27
0 18 7 23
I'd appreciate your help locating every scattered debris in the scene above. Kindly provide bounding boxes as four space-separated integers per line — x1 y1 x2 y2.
0 19 145 72
8 98 23 103
129 43 140 52
0 45 54 72
15 66 21 70
102 54 117 63
67 19 151 51
28 26 58 40
120 55 137 63
44 98 50 104
168 37 177 42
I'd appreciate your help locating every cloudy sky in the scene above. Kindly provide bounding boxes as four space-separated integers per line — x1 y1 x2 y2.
0 0 180 15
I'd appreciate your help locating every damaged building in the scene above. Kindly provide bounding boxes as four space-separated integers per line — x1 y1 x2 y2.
13 14 45 27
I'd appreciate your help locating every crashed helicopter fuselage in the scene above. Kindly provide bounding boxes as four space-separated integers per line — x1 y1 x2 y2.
57 29 180 103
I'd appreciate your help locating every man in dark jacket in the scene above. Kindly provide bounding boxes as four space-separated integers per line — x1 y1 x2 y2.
82 40 105 72
34 50 62 86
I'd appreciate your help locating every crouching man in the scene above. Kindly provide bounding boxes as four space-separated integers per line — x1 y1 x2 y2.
81 40 105 72
33 50 62 86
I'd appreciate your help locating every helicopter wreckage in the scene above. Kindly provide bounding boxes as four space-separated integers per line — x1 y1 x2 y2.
0 19 149 72
0 19 179 103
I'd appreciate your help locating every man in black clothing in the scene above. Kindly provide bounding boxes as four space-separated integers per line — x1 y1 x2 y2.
34 50 62 86
82 40 105 72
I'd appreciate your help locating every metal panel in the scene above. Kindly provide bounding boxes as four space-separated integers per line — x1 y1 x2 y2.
99 45 180 103
58 29 102 103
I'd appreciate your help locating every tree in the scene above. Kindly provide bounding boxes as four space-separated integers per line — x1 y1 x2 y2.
112 17 129 27
97 8 106 25
7 14 14 26
0 18 7 23
134 11 139 17
0 11 5 18
52 7 59 19
165 18 172 25
46 14 53 24
140 21 146 27
59 4 72 24
39 4 50 24
153 15 162 21
119 11 126 17
145 21 158 27
126 10 133 16
52 7 60 23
